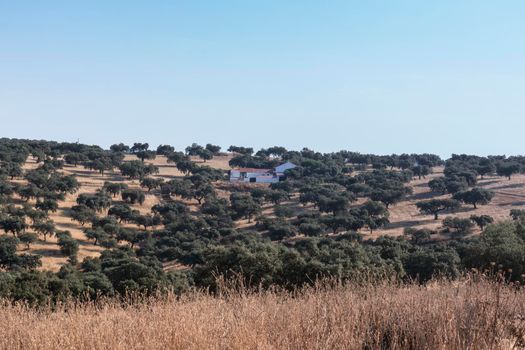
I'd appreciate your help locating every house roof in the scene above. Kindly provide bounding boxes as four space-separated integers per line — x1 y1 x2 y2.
232 168 272 173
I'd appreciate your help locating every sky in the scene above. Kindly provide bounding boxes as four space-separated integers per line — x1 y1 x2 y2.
0 1 524 158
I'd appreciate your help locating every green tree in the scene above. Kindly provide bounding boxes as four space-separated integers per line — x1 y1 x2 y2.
69 204 96 226
121 189 146 205
135 150 156 162
18 232 38 250
361 200 390 234
510 209 525 221
496 162 521 180
470 214 494 231
57 231 79 264
205 144 221 155
443 217 474 235
140 177 164 192
31 220 55 241
197 149 213 163
156 144 174 155
453 188 494 209
0 216 27 236
476 158 496 179
35 198 58 214
230 193 261 222
416 199 461 220
102 182 128 197
428 177 447 194
110 143 130 153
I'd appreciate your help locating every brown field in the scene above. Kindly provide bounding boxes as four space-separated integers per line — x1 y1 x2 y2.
0 276 523 349
17 156 525 271
372 167 525 238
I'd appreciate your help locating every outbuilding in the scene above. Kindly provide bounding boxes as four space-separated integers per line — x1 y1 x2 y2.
229 162 296 183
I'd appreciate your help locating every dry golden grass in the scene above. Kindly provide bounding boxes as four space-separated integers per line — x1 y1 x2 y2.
0 277 523 349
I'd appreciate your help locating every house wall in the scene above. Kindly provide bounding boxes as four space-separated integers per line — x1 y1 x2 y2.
230 163 296 183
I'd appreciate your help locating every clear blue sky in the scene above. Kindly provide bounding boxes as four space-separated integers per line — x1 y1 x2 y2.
1 1 524 157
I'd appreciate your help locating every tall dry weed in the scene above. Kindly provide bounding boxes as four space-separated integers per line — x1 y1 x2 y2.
0 276 523 349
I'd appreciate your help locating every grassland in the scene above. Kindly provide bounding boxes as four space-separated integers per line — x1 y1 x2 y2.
0 276 523 349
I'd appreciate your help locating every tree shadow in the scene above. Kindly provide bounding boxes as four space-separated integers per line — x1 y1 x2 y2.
493 191 525 199
451 206 477 214
385 218 436 229
490 183 525 191
497 201 525 207
478 179 503 187
406 191 439 201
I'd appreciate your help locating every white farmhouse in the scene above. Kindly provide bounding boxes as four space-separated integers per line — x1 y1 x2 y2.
229 162 296 183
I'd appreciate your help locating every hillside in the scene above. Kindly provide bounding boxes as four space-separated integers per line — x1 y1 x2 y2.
16 155 525 271
21 154 233 270
1 139 525 305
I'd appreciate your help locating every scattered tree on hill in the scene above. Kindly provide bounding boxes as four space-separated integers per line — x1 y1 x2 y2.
119 161 159 180
370 186 411 208
35 198 58 214
428 177 447 194
57 231 79 264
0 216 27 236
416 199 461 220
197 149 213 163
130 143 149 153
69 205 96 226
31 220 55 241
205 144 221 155
470 215 494 231
108 204 139 223
510 209 525 221
102 182 128 197
18 232 38 250
453 188 494 209
156 144 175 155
477 158 496 179
404 227 435 244
140 177 164 192
121 189 146 205
227 146 253 155
361 201 390 234
496 162 521 180
64 153 87 167
411 165 431 179
442 217 474 235
230 192 261 222
2 162 23 179
110 143 130 153
185 143 204 156
77 192 112 212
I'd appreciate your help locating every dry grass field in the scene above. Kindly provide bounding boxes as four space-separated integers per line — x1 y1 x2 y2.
0 276 523 349
16 155 525 271
373 167 525 238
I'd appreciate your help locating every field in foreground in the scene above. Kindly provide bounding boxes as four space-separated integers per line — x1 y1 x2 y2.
0 277 524 350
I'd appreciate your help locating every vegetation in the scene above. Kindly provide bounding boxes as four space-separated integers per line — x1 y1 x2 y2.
0 138 525 309
0 277 523 349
